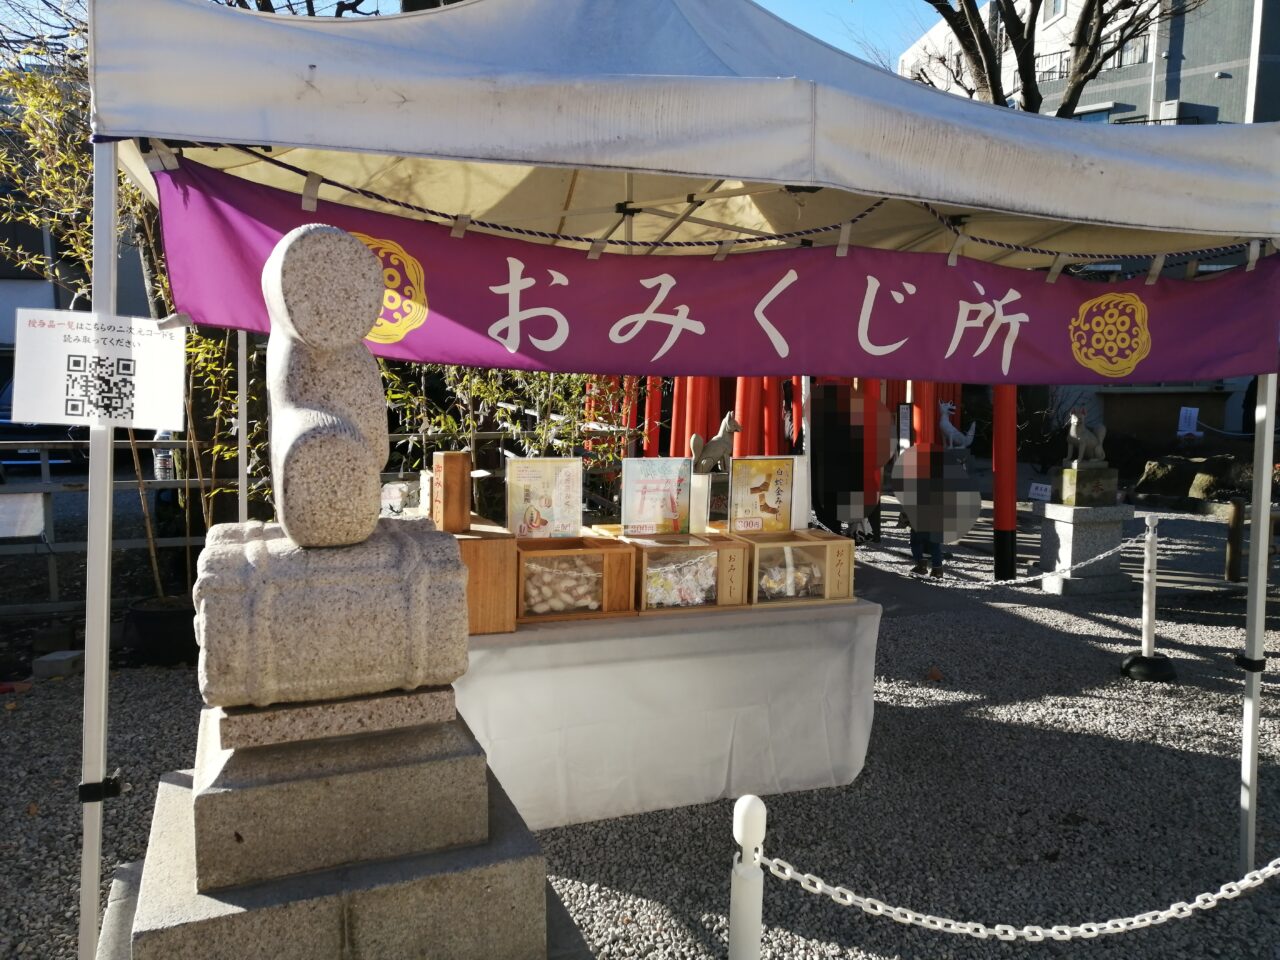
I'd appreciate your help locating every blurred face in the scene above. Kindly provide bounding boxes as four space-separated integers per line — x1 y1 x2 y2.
892 443 982 542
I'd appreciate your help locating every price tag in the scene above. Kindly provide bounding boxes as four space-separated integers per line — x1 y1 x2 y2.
1028 482 1053 502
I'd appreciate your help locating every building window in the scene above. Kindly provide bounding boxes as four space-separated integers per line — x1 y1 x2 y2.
1034 49 1071 82
1102 33 1150 71
1043 0 1065 23
1074 102 1116 123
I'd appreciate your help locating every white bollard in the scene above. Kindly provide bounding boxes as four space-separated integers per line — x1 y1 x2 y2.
1142 515 1158 658
728 795 767 960
1122 514 1176 683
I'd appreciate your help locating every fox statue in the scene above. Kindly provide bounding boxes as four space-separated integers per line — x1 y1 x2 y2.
690 411 742 474
939 401 976 451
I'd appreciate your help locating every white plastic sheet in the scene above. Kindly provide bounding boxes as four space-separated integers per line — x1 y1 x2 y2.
454 601 880 829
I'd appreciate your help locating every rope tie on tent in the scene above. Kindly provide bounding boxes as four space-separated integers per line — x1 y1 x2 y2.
165 144 1263 266
749 844 1280 942
915 201 1259 266
216 145 887 249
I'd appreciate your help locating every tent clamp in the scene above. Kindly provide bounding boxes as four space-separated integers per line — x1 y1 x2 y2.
614 202 640 217
1235 654 1266 674
784 185 823 194
79 769 123 804
450 214 471 239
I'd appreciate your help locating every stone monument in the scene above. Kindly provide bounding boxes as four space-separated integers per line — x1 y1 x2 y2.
1035 409 1133 594
97 225 587 959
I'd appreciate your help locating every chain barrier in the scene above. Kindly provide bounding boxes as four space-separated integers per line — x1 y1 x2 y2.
811 513 1149 590
752 847 1280 942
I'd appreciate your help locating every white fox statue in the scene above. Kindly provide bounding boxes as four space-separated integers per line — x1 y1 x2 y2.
939 401 976 450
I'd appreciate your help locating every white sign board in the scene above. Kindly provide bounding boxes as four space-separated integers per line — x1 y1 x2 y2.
1177 406 1200 435
13 309 185 432
1028 482 1053 502
897 403 913 453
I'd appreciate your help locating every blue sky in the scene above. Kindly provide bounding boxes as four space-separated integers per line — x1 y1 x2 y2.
753 0 941 67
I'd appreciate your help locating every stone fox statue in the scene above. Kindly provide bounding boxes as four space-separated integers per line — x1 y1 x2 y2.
263 224 389 547
690 411 741 474
938 400 976 450
1066 408 1106 463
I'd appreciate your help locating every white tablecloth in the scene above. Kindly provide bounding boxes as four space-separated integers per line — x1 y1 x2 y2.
454 600 881 829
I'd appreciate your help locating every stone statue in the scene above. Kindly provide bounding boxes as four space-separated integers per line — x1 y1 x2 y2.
153 226 555 960
1065 408 1107 465
938 400 976 450
690 410 741 473
263 224 389 547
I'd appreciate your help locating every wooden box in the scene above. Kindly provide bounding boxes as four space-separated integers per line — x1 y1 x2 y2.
737 530 854 605
431 451 472 533
625 533 750 612
517 537 636 623
455 515 516 635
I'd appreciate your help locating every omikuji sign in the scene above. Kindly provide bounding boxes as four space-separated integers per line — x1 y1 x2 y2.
156 162 1280 384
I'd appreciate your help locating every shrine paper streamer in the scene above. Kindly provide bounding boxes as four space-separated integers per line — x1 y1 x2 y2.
156 162 1280 384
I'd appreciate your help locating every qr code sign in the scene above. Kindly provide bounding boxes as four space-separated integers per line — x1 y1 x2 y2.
65 355 136 420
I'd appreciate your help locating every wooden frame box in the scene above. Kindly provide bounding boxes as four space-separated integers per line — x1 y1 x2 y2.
737 530 854 605
517 537 636 623
455 515 516 635
625 533 750 612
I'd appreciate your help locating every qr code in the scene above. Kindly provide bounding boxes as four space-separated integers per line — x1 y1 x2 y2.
65 355 136 419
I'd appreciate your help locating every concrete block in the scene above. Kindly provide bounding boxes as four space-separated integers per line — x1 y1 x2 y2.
1061 467 1118 507
215 686 456 749
101 867 591 960
130 770 548 960
1034 502 1135 594
192 710 488 891
194 516 469 707
33 649 83 678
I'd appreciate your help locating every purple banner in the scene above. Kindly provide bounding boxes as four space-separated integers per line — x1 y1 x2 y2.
157 162 1279 384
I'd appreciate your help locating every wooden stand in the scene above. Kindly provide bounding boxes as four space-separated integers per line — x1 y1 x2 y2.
431 451 472 534
627 533 749 612
517 537 636 623
737 529 854 604
455 515 516 635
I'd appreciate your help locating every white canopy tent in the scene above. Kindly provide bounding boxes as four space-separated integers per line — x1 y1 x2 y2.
81 1 1277 957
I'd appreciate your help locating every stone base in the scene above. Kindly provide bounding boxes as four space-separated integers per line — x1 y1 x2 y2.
99 863 594 960
193 710 488 890
1061 467 1118 508
119 769 551 960
1034 502 1135 595
195 517 469 707
215 686 456 749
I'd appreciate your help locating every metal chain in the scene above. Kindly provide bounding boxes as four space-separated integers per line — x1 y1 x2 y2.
752 848 1280 942
812 514 1149 590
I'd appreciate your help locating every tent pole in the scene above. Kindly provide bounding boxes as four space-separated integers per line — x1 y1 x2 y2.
237 329 249 523
1240 371 1275 874
79 139 119 960
993 384 1018 579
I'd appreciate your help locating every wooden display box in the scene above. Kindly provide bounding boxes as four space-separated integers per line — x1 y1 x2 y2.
454 515 517 635
517 537 636 623
737 529 854 605
624 533 750 612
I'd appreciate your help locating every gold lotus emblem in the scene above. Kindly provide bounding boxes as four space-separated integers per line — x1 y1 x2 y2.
1069 292 1151 378
352 233 428 344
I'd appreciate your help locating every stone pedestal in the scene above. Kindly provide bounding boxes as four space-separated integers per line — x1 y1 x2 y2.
100 226 582 959
1061 466 1118 507
1034 502 1135 595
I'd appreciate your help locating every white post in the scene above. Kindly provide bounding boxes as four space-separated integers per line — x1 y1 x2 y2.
237 329 249 523
728 795 767 960
1141 515 1158 658
79 139 118 960
1241 372 1275 874
796 376 812 526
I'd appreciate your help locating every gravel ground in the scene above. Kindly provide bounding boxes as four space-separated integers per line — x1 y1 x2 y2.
1 512 1277 960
